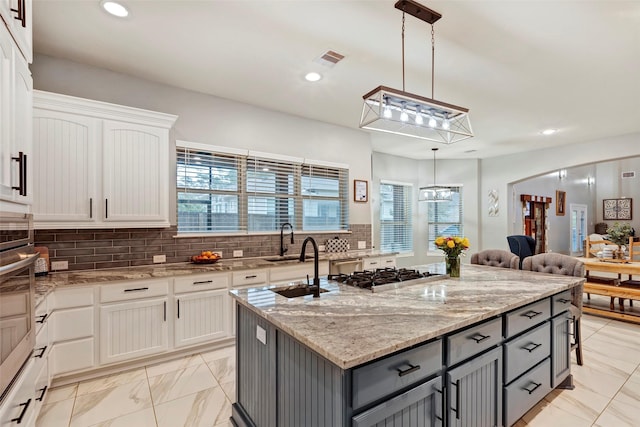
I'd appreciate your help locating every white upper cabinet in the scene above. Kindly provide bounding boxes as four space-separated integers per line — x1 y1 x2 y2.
0 21 31 209
32 90 178 228
0 0 32 63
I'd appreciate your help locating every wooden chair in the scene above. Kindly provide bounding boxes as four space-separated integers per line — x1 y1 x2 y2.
584 234 618 258
522 253 584 365
470 249 519 269
619 237 640 309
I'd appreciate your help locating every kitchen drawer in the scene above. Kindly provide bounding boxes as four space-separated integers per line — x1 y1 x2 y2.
50 337 95 376
34 294 49 334
551 290 572 316
269 261 329 283
0 359 37 427
52 287 95 309
504 358 552 427
174 272 229 293
35 320 49 357
50 306 94 342
363 256 396 270
232 269 268 287
100 279 169 303
505 298 551 339
352 339 442 410
447 317 502 366
504 321 551 383
34 359 50 413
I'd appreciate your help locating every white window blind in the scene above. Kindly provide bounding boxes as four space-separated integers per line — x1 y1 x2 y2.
427 186 463 251
177 144 349 233
380 181 413 253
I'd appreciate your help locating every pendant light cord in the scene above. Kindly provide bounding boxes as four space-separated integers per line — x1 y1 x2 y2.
401 11 406 92
431 24 435 99
433 148 438 186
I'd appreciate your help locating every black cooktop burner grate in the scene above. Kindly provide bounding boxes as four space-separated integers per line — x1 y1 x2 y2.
333 267 441 289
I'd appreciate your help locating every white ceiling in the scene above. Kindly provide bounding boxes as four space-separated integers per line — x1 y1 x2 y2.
32 0 640 160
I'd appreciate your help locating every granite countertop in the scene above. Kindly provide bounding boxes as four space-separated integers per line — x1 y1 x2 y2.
230 264 584 370
31 250 393 305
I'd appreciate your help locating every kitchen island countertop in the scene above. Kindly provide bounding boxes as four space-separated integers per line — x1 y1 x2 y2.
230 264 584 369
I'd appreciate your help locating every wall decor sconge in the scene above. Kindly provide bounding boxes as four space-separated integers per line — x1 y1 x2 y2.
354 179 368 203
556 190 566 216
488 189 499 216
587 176 595 187
558 169 567 180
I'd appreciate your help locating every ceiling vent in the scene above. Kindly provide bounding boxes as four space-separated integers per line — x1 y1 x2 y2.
314 50 345 68
621 171 636 179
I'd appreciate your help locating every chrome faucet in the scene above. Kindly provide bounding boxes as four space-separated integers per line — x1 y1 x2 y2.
300 236 320 298
280 222 294 256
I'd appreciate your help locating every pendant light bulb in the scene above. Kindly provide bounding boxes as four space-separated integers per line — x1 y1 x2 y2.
428 113 437 128
400 102 409 122
415 106 424 125
383 97 392 119
442 112 450 130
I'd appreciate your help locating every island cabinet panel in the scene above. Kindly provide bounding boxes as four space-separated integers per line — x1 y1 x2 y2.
277 332 346 427
504 299 551 339
446 346 502 427
550 314 571 387
447 317 502 366
503 322 551 384
236 305 277 427
352 377 443 427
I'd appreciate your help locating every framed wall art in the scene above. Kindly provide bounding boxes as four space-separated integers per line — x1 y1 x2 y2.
603 198 632 220
556 190 566 216
354 179 368 203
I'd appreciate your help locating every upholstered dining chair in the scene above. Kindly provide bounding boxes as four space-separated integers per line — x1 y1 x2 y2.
522 253 584 365
507 235 536 268
470 249 519 269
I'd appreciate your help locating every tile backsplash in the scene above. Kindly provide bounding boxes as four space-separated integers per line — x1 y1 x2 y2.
35 224 371 271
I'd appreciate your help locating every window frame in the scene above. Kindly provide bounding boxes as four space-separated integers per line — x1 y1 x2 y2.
426 185 463 253
176 141 349 234
379 180 414 254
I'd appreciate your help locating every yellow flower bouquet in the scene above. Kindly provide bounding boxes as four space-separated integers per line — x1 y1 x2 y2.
435 236 470 277
435 236 470 257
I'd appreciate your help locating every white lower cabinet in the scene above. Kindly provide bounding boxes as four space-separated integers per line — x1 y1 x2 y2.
174 289 229 348
0 361 36 427
50 338 95 376
100 297 169 365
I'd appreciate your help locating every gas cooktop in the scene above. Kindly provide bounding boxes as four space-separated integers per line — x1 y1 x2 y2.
328 267 443 292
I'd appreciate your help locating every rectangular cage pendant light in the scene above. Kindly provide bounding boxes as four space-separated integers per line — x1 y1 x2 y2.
359 0 473 145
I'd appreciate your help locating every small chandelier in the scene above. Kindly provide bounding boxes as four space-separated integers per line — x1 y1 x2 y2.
419 148 452 202
360 0 473 144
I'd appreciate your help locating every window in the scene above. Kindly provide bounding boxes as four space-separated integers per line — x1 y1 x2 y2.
380 181 413 253
427 186 463 251
177 143 349 233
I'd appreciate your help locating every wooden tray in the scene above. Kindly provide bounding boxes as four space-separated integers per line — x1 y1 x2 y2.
598 258 630 264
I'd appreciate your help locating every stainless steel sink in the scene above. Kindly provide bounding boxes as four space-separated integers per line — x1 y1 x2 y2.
264 255 313 262
271 284 328 298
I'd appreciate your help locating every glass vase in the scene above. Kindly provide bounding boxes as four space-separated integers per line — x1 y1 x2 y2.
446 256 461 278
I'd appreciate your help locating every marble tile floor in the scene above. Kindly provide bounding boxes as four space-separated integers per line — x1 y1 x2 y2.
37 313 640 427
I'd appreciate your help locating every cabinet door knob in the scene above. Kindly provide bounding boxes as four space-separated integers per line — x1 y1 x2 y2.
11 398 31 423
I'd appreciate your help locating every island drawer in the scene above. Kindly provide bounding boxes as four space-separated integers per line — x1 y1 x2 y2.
504 321 551 383
352 339 442 411
505 298 551 338
504 358 552 427
174 273 229 293
551 290 572 315
447 317 502 366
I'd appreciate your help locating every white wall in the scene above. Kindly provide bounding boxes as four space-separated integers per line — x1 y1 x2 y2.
372 152 479 266
480 133 640 251
31 54 372 225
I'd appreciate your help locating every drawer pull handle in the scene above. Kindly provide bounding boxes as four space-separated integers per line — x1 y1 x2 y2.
36 313 48 324
522 381 542 395
557 298 570 304
469 333 490 343
245 275 257 279
370 262 378 265
451 379 461 419
522 342 542 353
177 299 180 319
521 310 543 319
34 346 47 358
36 386 48 402
385 260 394 263
193 280 213 285
11 398 31 424
396 363 421 377
124 287 149 292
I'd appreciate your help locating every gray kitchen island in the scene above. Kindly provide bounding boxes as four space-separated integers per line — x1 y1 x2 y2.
229 264 584 427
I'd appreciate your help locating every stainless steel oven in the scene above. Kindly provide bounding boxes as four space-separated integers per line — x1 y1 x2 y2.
0 213 37 402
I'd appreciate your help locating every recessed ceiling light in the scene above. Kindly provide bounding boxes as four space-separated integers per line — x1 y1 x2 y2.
101 0 129 17
304 72 322 82
541 129 557 135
